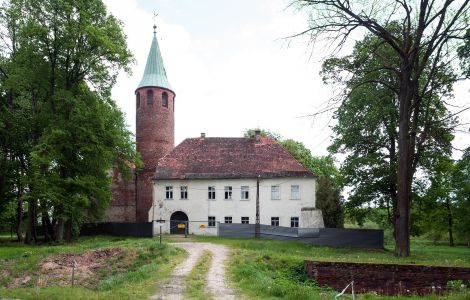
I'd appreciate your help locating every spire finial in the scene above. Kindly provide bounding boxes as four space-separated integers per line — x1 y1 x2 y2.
153 11 158 35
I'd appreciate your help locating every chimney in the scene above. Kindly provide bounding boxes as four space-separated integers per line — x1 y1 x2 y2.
255 130 261 142
200 132 206 139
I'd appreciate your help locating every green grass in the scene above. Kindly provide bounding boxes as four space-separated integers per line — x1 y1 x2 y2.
192 236 470 299
184 250 214 300
0 236 186 300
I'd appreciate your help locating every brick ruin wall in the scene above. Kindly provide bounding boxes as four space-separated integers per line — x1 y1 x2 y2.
305 260 470 296
105 167 136 222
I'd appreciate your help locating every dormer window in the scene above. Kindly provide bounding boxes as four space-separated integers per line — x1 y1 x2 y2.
147 90 153 105
136 92 140 108
162 91 168 107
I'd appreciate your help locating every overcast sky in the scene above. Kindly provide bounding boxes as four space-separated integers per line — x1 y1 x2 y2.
103 0 469 159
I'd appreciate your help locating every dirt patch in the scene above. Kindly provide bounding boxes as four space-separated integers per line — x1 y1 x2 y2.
9 248 123 288
39 248 123 286
305 260 470 296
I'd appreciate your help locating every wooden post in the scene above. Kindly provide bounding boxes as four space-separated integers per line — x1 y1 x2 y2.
255 176 260 239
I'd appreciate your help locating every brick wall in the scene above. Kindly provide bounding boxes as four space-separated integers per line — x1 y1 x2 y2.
106 167 136 222
135 87 175 222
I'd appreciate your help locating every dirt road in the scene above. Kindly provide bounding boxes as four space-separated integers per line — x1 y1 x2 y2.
150 242 238 300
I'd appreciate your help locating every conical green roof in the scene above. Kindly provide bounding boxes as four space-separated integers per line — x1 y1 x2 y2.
137 32 173 91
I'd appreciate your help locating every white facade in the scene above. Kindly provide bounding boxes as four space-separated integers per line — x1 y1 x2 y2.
150 177 316 235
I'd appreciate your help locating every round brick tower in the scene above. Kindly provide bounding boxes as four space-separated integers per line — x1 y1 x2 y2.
135 27 175 222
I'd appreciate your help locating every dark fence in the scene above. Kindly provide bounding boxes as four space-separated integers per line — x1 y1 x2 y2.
218 223 383 249
80 222 153 238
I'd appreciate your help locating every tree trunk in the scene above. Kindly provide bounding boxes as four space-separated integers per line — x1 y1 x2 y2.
395 73 413 257
65 219 72 243
445 200 454 247
56 218 65 241
16 192 23 242
25 199 38 244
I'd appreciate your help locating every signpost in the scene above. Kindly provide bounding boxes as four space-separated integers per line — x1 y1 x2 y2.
156 218 165 245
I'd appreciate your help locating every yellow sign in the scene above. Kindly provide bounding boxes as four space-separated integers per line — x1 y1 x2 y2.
177 223 186 229
199 224 206 229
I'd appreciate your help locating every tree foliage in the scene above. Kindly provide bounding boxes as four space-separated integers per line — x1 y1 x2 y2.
293 0 469 256
0 0 140 242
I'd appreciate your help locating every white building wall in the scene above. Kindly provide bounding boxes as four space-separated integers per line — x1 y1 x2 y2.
150 177 316 235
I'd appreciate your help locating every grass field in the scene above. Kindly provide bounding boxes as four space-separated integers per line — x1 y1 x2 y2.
1 234 469 299
0 236 186 300
193 236 470 300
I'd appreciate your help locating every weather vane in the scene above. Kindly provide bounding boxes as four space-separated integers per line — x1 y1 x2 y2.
153 11 158 34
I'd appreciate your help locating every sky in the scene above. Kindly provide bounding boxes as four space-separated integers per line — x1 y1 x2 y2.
103 0 469 159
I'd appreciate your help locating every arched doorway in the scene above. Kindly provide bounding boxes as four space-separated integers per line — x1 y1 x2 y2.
170 211 189 234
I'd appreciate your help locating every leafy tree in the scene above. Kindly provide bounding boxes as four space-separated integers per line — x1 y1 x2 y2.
293 0 469 256
243 129 344 227
243 128 282 141
0 0 140 242
316 176 344 228
323 34 455 238
453 147 470 246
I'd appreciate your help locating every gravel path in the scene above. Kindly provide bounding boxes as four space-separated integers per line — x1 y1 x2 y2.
150 242 238 300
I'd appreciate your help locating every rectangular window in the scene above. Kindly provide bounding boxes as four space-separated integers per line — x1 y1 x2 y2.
208 186 216 200
291 185 300 200
241 186 249 200
165 186 173 199
271 185 280 200
241 217 249 224
224 216 232 224
224 186 232 200
180 186 188 199
271 217 280 226
291 217 299 228
208 216 216 227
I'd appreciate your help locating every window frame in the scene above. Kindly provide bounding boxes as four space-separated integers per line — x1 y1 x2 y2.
241 186 249 200
241 216 250 224
136 92 141 108
208 216 216 227
180 186 188 200
290 217 299 228
147 89 154 105
290 185 301 200
224 216 232 224
165 186 173 200
208 186 216 200
271 217 280 226
271 185 280 200
224 186 232 200
162 91 168 107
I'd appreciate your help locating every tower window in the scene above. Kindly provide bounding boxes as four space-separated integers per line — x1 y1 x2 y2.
147 90 153 105
162 91 168 107
136 92 140 108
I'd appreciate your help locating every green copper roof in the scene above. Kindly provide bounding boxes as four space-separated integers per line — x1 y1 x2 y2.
137 32 173 91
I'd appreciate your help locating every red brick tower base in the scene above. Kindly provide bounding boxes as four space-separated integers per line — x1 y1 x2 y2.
135 86 175 222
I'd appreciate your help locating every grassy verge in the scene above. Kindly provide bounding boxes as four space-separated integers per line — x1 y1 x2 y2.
184 250 214 300
193 236 470 300
0 236 186 300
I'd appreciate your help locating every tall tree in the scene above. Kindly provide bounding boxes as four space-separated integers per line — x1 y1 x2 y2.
0 0 140 242
323 34 455 237
293 0 469 256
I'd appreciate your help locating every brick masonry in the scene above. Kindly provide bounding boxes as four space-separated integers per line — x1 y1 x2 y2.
106 86 175 223
305 260 470 296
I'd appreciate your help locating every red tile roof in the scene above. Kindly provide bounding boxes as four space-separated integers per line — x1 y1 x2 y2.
154 136 315 180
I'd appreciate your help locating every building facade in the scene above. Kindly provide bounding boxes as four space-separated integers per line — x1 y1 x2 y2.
107 28 325 232
151 133 323 235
